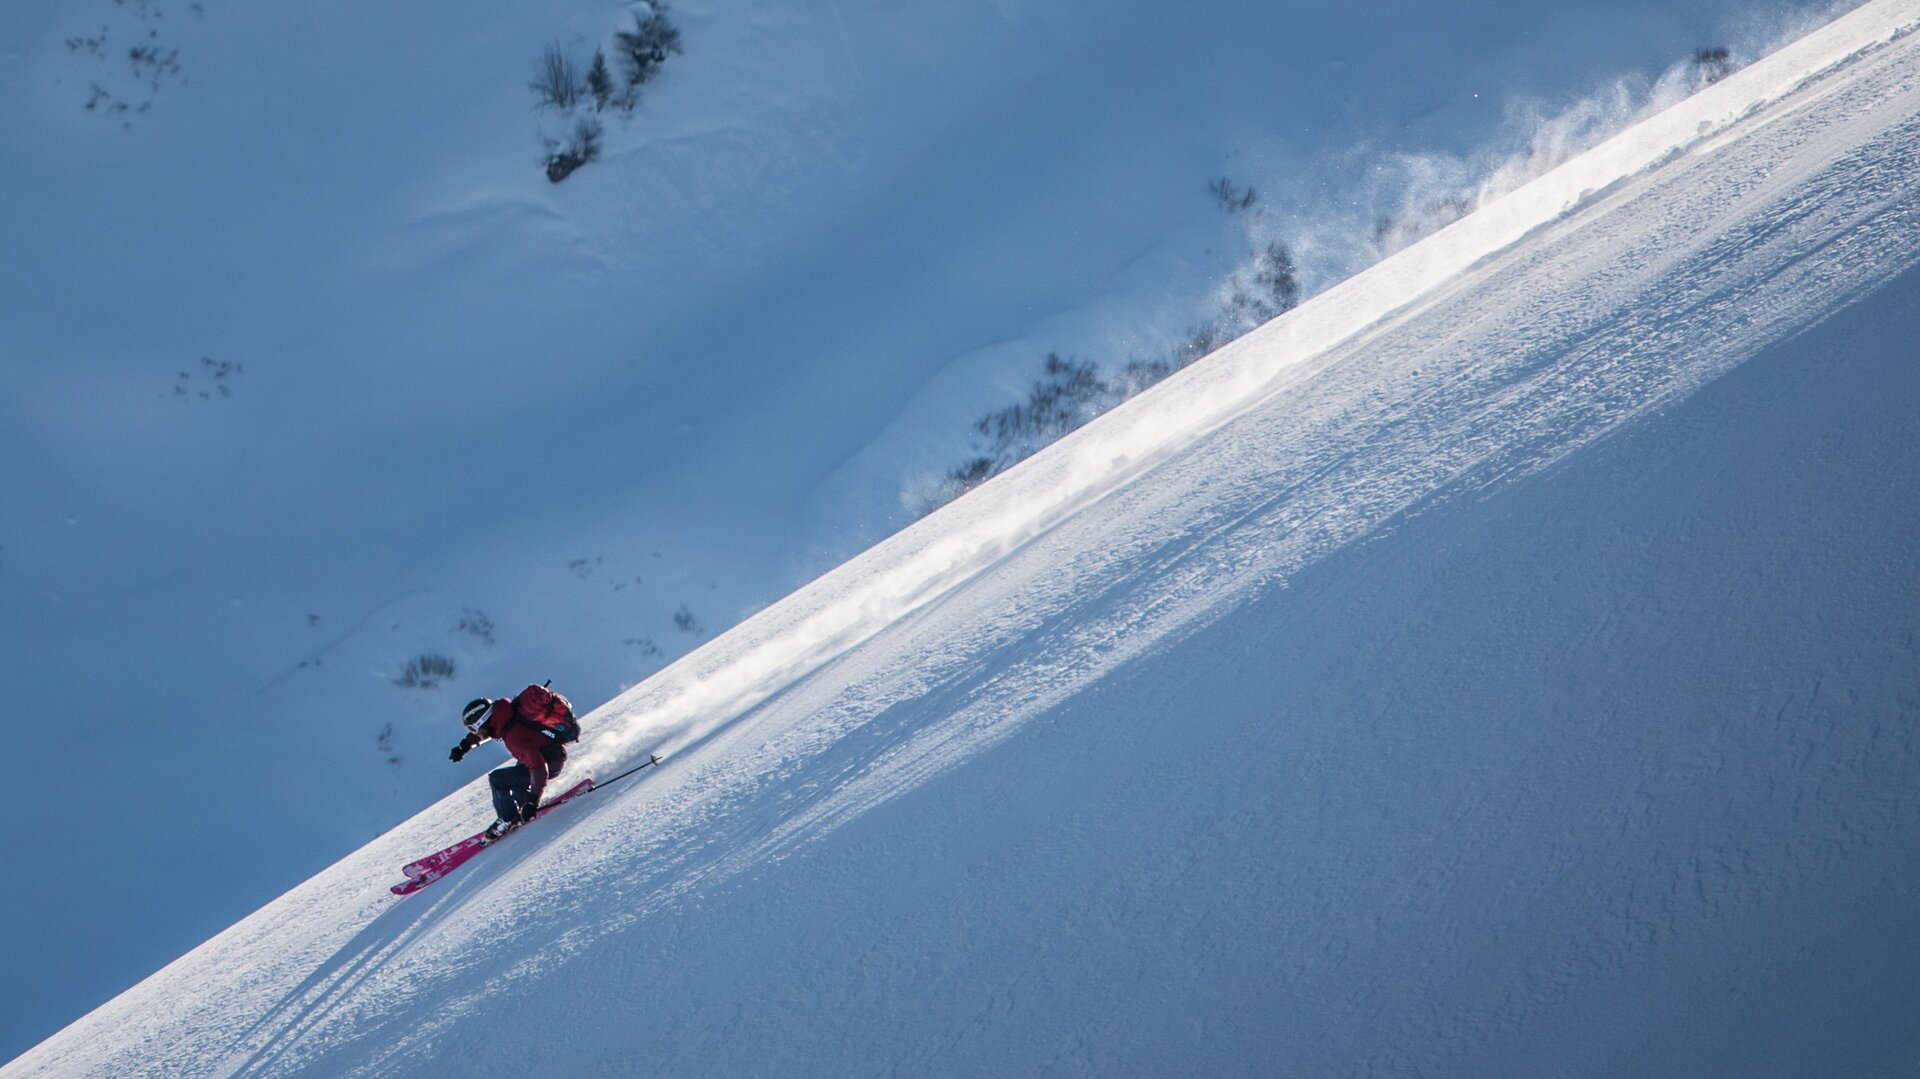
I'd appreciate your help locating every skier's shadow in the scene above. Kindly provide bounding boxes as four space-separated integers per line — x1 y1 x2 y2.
215 843 534 1077
213 760 669 1075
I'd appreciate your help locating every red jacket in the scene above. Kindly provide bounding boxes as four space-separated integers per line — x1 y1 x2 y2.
474 698 567 801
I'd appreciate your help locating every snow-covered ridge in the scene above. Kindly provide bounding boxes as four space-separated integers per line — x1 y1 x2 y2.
7 0 1920 1074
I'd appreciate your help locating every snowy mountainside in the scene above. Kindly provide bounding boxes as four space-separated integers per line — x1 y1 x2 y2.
8 0 1920 1074
0 0 1831 1057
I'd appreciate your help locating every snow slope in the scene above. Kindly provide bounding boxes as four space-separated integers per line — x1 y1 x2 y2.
0 0 1834 1056
9 0 1919 1074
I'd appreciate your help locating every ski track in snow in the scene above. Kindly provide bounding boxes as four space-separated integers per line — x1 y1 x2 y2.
9 2 1920 1075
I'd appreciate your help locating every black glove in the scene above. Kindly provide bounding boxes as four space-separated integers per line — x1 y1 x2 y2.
449 744 468 762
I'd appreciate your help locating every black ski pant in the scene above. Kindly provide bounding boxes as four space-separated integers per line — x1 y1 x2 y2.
488 749 565 822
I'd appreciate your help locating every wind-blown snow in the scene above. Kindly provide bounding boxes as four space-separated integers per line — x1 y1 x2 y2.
612 0 1920 804
8 1 1919 1075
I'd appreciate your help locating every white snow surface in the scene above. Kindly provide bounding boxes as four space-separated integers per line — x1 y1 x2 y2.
5 0 1865 1057
7 0 1920 1074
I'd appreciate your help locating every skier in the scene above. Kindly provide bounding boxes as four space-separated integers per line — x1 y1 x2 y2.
450 687 577 839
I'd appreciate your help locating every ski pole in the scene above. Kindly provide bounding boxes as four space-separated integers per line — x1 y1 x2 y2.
590 753 663 793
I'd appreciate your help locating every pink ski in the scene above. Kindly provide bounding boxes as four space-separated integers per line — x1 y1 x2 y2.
391 778 594 896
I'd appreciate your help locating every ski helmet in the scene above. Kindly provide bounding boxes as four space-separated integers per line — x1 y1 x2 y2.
462 698 492 729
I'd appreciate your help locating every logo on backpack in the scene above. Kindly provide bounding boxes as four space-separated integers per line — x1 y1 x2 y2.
513 683 580 744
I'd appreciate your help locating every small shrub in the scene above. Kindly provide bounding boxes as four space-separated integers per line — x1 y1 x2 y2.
672 604 702 633
921 198 1314 519
66 29 107 57
586 49 615 111
1113 356 1175 397
544 116 603 183
973 354 1112 454
127 43 180 90
1373 195 1474 254
1253 243 1300 313
923 457 995 513
395 653 456 689
455 608 496 646
532 43 583 110
923 354 1122 513
1210 177 1258 211
1226 242 1302 329
614 3 682 95
1177 322 1227 368
85 83 123 113
1692 46 1736 85
376 721 401 765
170 356 243 402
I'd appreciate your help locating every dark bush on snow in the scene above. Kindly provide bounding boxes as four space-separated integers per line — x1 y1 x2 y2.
545 116 603 183
615 3 682 96
531 43 582 110
1692 46 1736 86
924 242 1305 516
395 653 456 689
